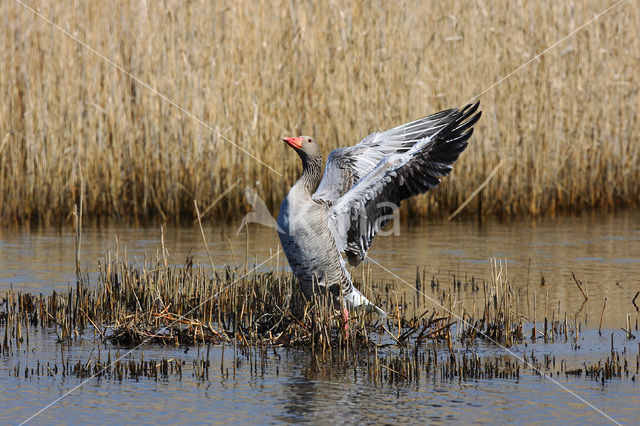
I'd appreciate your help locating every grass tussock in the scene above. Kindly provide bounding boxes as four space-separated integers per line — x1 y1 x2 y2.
1 0 639 224
2 256 638 385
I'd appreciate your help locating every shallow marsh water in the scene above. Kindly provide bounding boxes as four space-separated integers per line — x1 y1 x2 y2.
0 327 638 424
1 210 639 326
1 210 639 423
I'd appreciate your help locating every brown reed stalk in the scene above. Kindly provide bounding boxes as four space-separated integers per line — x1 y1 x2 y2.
599 297 608 336
194 200 216 273
0 0 639 224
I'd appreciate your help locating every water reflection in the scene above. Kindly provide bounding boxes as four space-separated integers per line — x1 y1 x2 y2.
280 376 317 422
1 323 639 424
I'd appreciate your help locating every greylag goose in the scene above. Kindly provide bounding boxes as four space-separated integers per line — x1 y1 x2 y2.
277 102 481 316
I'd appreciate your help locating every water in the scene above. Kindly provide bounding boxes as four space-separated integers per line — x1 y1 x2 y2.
1 327 638 424
1 211 640 424
2 210 639 325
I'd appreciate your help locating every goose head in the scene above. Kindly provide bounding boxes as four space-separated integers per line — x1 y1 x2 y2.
282 136 321 162
282 136 323 193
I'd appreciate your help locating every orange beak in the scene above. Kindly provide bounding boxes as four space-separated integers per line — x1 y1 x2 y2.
282 137 303 149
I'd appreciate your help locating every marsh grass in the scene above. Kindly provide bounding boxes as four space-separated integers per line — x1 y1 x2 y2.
2 255 637 385
1 0 639 224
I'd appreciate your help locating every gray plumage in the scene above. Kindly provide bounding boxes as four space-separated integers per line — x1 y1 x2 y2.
277 102 481 316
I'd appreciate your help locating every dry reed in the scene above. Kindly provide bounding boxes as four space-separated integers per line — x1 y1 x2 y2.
0 1 639 224
3 255 637 386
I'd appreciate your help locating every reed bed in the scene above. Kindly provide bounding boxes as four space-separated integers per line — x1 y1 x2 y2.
2 256 638 386
1 252 449 351
1 0 639 224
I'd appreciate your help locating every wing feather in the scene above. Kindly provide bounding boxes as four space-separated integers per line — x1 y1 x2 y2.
327 103 481 265
313 107 461 203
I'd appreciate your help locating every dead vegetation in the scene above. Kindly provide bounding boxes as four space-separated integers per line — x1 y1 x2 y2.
2 255 638 385
1 0 639 224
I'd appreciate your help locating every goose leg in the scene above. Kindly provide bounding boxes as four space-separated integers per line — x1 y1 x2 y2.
342 307 349 338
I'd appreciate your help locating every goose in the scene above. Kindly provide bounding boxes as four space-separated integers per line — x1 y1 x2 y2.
277 102 481 317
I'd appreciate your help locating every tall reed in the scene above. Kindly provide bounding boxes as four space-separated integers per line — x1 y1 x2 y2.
1 0 638 224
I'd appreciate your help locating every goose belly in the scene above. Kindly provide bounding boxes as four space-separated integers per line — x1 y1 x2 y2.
277 198 344 288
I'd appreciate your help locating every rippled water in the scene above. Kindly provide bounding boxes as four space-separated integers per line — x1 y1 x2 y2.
1 211 639 423
1 327 638 424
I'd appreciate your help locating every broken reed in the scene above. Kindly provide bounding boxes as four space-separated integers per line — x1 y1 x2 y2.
9 350 188 382
2 256 636 354
1 255 545 355
7 339 638 385
2 257 639 385
1 253 454 352
1 0 640 225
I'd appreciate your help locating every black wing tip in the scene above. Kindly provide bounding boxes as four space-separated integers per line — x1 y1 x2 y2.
457 101 481 124
437 101 481 140
457 101 480 118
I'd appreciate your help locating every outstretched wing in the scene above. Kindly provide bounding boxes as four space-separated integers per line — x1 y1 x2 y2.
313 107 458 203
327 103 481 266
